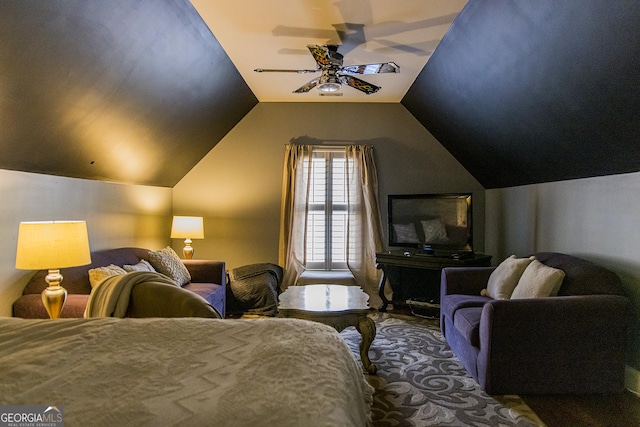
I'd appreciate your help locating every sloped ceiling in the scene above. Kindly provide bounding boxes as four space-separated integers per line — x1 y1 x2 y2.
0 0 257 187
1 0 640 189
404 0 640 189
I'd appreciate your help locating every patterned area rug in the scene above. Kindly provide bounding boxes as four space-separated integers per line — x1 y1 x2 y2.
340 313 546 427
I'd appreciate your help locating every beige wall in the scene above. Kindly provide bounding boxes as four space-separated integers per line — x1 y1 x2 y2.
485 172 640 384
2 103 483 316
0 169 172 316
173 102 485 271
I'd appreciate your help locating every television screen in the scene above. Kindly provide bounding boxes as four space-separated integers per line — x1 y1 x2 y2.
388 193 473 252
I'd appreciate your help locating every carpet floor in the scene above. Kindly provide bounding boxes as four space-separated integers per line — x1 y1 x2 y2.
340 312 546 427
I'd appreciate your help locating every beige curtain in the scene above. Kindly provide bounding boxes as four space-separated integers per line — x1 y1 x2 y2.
278 144 313 289
345 145 385 307
278 144 384 306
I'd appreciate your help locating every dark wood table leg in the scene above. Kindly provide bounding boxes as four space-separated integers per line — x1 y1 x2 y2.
377 263 389 312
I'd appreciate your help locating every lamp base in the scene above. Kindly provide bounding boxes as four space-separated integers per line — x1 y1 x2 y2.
42 269 67 319
183 238 194 259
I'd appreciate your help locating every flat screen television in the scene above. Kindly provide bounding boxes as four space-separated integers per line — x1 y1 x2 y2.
388 193 473 253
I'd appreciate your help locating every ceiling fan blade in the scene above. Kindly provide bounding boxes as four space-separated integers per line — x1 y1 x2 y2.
340 62 400 75
257 44 394 95
254 68 318 74
293 77 319 93
307 45 343 68
340 75 380 95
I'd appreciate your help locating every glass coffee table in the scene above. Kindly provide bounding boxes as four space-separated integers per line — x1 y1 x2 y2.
278 284 377 374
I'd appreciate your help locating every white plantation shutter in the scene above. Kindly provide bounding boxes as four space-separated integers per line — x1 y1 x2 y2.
332 156 348 265
305 149 348 270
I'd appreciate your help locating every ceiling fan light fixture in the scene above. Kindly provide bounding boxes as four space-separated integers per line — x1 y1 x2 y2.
317 73 341 93
317 82 341 93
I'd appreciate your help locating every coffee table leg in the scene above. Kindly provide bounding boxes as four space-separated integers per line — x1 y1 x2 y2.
356 316 377 374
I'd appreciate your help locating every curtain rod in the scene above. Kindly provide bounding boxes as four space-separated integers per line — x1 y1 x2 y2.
284 144 371 149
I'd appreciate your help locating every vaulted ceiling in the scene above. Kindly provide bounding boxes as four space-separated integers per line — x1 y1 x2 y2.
1 0 639 188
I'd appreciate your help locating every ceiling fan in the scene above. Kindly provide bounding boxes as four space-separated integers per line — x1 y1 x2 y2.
254 44 399 95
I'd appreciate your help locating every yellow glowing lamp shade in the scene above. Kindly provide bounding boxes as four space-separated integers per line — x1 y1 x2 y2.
170 216 204 239
170 216 204 259
15 220 91 320
16 221 92 270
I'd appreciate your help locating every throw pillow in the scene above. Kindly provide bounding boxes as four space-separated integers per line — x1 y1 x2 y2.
88 264 127 288
421 219 448 242
392 223 420 243
484 255 536 299
148 246 191 286
511 260 565 299
123 259 156 273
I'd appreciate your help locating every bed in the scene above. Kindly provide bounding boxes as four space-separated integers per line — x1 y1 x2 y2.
0 316 373 426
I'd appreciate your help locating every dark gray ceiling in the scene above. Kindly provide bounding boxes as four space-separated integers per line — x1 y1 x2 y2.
403 0 640 189
0 0 257 187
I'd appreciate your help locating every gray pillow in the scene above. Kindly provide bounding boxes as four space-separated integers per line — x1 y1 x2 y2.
392 223 420 243
123 259 156 273
421 219 448 242
148 247 191 286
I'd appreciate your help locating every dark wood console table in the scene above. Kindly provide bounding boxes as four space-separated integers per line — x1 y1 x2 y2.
376 251 492 312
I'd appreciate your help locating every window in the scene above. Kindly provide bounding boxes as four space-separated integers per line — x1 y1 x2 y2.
304 149 350 270
280 144 384 295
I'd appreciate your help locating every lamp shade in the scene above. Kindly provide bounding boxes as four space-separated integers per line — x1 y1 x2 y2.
15 221 92 270
170 216 204 239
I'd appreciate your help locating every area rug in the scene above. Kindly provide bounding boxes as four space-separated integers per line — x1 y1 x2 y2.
340 313 546 427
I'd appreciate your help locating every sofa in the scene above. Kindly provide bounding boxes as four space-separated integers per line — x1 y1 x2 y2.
440 252 633 395
13 247 227 319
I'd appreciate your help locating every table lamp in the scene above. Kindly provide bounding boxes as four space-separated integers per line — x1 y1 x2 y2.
15 221 91 319
170 216 204 259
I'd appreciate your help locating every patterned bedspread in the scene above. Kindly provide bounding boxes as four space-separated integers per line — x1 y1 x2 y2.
0 317 373 426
